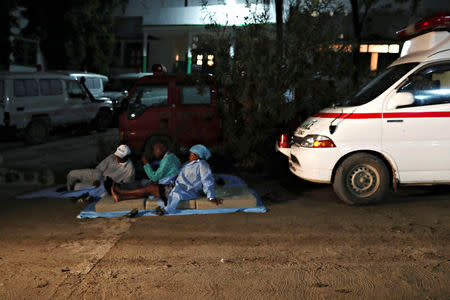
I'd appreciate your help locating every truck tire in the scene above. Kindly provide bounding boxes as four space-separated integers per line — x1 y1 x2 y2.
96 110 112 132
24 119 50 145
333 153 389 205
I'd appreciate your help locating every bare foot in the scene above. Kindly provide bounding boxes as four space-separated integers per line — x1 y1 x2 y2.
111 185 120 203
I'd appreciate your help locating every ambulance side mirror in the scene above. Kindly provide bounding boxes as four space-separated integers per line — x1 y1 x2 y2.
387 92 415 110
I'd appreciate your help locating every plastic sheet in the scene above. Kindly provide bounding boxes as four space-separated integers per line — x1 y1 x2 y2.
77 189 266 219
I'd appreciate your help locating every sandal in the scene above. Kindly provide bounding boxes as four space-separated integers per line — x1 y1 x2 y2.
155 206 164 216
125 208 139 218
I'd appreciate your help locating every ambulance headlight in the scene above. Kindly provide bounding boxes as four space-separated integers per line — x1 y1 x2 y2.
301 135 336 148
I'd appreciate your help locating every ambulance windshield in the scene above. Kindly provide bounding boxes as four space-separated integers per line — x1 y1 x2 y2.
342 63 418 106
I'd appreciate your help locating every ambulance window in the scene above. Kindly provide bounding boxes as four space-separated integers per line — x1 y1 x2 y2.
40 79 63 96
129 85 168 107
344 63 418 106
399 64 450 106
66 80 85 97
14 79 39 97
180 86 210 105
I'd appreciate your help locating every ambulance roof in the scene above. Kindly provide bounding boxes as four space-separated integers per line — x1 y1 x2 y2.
391 31 450 66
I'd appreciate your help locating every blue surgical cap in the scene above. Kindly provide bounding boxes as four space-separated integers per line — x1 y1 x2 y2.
189 144 211 160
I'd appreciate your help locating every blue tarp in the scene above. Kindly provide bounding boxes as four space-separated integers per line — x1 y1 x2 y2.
16 185 106 199
77 189 266 219
16 174 266 218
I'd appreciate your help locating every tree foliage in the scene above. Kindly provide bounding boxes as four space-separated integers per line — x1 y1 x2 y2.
348 0 422 83
20 0 128 73
198 0 350 168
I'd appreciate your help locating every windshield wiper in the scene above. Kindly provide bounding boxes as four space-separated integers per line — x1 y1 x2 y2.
329 109 343 134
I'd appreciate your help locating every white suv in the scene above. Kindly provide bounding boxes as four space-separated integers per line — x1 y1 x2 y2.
277 13 450 204
0 72 114 144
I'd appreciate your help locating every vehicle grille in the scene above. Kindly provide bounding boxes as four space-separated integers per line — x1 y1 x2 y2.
293 136 304 145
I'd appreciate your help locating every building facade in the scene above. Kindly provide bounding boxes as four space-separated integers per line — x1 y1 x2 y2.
112 0 447 75
112 0 274 75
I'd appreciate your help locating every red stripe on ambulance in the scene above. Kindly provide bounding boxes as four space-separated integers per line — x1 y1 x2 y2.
313 112 450 119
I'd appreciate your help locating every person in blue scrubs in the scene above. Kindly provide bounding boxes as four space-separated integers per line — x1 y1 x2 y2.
158 144 223 215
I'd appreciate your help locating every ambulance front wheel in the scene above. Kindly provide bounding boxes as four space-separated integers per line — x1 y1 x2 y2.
333 153 390 205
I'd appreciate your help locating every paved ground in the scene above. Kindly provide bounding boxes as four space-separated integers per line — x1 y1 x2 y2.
0 130 449 299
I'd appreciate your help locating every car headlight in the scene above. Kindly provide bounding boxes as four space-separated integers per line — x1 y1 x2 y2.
300 135 336 148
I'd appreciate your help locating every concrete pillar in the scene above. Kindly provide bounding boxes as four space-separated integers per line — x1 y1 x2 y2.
142 31 148 72
187 31 192 74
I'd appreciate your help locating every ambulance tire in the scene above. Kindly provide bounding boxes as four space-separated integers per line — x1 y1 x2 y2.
24 118 50 145
333 153 389 205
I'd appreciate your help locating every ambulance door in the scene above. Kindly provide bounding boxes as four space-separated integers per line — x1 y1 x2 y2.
382 63 450 183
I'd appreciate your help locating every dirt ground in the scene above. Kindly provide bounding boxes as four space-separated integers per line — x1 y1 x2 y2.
0 131 449 299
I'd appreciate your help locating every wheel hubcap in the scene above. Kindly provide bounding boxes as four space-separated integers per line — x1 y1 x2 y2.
347 165 379 197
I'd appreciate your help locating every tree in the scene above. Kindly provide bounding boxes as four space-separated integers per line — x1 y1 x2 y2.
0 0 20 70
20 0 128 73
348 0 422 84
198 0 349 168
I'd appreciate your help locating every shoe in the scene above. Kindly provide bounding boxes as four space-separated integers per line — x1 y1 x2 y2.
126 208 139 218
155 206 164 216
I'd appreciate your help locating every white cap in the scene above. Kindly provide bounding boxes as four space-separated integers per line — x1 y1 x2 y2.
114 144 131 158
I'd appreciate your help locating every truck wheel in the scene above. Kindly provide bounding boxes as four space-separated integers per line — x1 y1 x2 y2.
24 119 50 145
96 111 112 132
333 153 389 205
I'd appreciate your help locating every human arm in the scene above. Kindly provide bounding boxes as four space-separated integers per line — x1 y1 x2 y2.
198 161 216 200
143 156 172 182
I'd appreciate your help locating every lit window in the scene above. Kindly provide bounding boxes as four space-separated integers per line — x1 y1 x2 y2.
368 44 389 53
196 54 203 66
388 44 400 54
207 54 214 66
360 44 368 53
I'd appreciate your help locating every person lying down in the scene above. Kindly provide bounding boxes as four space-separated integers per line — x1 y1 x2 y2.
111 144 223 215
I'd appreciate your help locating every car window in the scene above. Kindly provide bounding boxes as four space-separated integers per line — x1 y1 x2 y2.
14 79 39 97
180 86 211 105
66 80 84 96
399 64 450 106
85 77 101 90
129 85 168 107
40 79 63 96
342 63 418 106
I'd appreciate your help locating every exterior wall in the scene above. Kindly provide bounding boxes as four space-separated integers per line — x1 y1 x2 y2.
112 0 275 74
115 0 275 26
9 8 43 72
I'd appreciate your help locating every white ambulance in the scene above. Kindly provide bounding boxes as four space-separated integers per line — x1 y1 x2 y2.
277 13 450 204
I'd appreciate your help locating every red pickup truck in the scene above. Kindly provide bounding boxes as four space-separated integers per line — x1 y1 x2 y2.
118 74 221 154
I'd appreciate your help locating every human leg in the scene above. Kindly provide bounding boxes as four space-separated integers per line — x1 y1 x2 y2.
66 169 97 191
112 183 160 202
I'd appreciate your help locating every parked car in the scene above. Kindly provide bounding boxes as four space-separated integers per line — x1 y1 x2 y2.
104 72 154 110
57 71 120 117
276 13 450 204
0 71 114 144
118 73 221 154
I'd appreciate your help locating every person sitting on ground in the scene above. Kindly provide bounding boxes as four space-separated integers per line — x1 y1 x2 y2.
119 141 181 190
66 144 135 191
111 144 222 214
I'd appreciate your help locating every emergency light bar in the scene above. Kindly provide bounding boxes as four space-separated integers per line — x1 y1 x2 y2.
396 12 450 40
